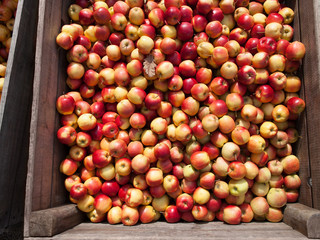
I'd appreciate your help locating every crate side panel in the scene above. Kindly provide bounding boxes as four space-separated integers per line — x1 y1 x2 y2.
299 0 320 210
29 0 66 212
286 0 313 207
0 0 38 234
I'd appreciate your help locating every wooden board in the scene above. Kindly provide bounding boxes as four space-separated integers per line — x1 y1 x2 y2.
29 205 84 237
24 0 72 237
298 0 320 210
286 0 313 208
24 0 320 238
0 0 39 236
25 221 308 240
284 203 320 238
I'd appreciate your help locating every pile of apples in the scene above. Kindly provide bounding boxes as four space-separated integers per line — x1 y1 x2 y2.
0 0 18 99
56 0 306 225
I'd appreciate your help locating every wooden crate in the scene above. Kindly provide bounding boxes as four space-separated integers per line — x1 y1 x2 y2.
24 0 320 239
0 0 39 238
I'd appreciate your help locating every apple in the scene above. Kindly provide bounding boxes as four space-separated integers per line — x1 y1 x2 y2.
229 178 249 196
220 61 238 80
152 194 170 212
286 97 305 114
57 126 77 145
212 156 229 177
125 188 144 208
107 206 122 224
192 204 208 221
237 65 256 85
286 189 299 203
197 42 214 59
225 93 244 111
70 183 87 200
228 161 246 180
237 13 254 31
156 61 174 80
121 206 139 226
139 205 157 224
284 174 301 190
250 196 269 217
176 22 194 42
148 8 165 28
279 7 294 24
281 155 300 174
231 126 250 146
223 205 241 225
77 194 95 213
176 193 194 213
267 188 287 208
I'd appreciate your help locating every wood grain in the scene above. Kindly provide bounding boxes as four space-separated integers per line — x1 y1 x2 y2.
24 0 320 238
285 0 313 208
23 221 307 240
24 0 66 237
284 203 320 238
298 0 320 210
29 205 84 237
0 0 38 235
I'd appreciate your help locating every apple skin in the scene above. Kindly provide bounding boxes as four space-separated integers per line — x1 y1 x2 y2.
84 177 102 196
92 149 112 169
214 180 229 199
176 193 194 213
164 205 181 223
101 180 120 197
180 5 193 22
192 204 208 221
139 205 157 224
267 188 287 208
251 197 270 218
228 161 246 180
284 174 301 189
57 126 77 145
70 183 87 200
56 94 76 115
121 206 139 226
286 97 305 114
223 205 242 225
106 206 122 224
286 41 306 61
77 194 95 213
281 155 300 175
94 194 112 214
177 22 194 42
125 188 144 208
190 151 210 170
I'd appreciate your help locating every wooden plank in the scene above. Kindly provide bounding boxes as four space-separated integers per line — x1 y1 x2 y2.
50 0 75 210
299 0 320 210
27 0 72 213
0 0 38 235
284 203 320 238
23 222 307 240
28 205 84 237
284 0 313 208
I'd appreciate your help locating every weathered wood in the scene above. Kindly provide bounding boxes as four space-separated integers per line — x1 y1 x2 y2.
298 0 320 210
0 0 38 235
24 0 71 237
286 0 313 208
284 203 320 238
29 205 85 237
24 0 320 238
24 221 307 240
